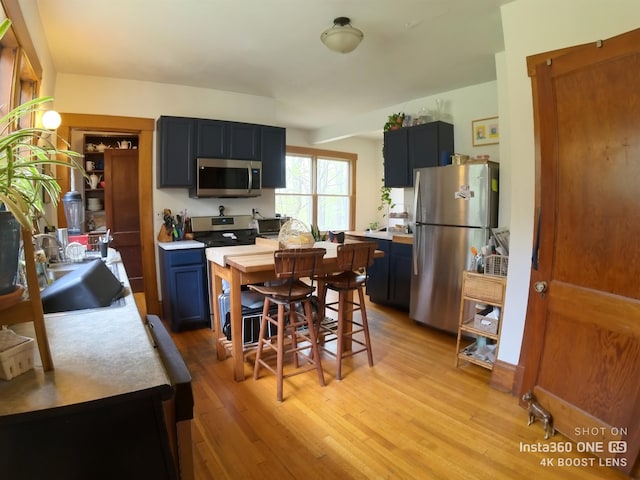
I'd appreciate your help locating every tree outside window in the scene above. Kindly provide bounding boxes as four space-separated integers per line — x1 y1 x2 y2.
275 147 355 231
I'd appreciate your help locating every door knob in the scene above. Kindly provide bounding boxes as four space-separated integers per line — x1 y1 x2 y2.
534 281 548 298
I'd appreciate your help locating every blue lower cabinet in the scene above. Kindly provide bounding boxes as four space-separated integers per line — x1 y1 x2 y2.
388 242 412 309
159 247 210 331
366 239 390 303
366 238 412 310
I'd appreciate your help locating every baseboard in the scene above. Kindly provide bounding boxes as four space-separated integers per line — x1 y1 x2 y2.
490 359 517 393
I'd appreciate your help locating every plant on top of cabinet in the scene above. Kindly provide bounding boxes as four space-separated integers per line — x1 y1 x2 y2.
384 112 405 131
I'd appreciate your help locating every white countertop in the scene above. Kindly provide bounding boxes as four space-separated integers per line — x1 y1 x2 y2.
347 231 413 243
157 240 205 250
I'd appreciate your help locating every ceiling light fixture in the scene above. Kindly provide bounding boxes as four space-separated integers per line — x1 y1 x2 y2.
320 17 363 54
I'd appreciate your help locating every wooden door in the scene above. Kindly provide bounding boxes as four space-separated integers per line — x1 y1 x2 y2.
105 149 143 292
517 28 640 477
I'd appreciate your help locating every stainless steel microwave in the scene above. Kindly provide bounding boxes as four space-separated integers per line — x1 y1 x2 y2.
190 158 262 198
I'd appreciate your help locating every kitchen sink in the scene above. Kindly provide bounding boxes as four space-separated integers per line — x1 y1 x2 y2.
46 259 95 281
42 259 127 313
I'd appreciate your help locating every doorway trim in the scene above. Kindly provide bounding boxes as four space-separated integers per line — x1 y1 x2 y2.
56 113 159 315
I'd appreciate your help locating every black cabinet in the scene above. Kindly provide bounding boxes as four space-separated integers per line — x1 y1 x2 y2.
196 119 227 157
0 389 178 479
383 128 409 187
159 247 210 332
383 121 454 187
157 116 196 187
261 125 286 188
157 116 284 189
366 239 390 303
228 122 260 160
196 120 260 160
388 242 412 309
366 238 412 310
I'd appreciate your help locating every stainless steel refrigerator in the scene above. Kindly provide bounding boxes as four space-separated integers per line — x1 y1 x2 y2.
410 162 499 333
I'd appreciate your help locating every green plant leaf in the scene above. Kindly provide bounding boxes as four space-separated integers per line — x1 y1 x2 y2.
0 95 84 230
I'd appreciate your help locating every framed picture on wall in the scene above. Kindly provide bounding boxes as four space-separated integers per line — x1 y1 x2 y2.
472 116 499 146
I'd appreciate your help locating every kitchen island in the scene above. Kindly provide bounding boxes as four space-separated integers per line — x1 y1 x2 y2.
207 239 384 382
0 256 184 480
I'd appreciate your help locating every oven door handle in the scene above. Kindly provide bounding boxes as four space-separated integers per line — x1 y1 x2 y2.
247 165 253 193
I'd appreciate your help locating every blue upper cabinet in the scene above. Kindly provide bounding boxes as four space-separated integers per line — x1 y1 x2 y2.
383 128 409 187
157 116 196 187
383 121 454 188
157 116 286 189
196 119 228 158
261 125 286 188
197 120 259 160
228 122 260 160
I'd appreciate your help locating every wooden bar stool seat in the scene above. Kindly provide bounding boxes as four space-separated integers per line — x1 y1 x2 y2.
316 241 376 381
249 247 326 402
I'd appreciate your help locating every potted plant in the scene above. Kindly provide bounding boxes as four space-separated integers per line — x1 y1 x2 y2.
0 18 83 295
377 113 403 224
377 180 395 219
384 112 405 131
310 224 327 242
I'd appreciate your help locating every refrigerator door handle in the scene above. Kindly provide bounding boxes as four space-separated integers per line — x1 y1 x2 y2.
413 170 421 223
413 228 420 276
413 170 421 276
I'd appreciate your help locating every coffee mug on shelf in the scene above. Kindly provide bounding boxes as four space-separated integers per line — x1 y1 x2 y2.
86 160 95 171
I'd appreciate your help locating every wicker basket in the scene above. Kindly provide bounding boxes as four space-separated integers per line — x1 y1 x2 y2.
484 255 509 277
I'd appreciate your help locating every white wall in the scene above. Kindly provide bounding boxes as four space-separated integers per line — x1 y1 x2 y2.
54 74 504 235
497 0 640 365
45 73 382 233
398 82 503 222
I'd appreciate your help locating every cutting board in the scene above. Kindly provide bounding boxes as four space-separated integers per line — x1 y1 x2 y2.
205 244 276 266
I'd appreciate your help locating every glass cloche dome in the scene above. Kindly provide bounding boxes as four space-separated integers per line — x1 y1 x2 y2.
277 219 315 248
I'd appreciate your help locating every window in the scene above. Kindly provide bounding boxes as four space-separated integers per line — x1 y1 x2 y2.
275 146 356 231
0 3 41 119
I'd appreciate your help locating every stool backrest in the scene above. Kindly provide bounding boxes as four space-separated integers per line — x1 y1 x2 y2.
274 248 327 281
335 241 377 273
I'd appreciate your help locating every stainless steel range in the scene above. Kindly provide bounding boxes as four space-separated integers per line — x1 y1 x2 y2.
191 215 257 247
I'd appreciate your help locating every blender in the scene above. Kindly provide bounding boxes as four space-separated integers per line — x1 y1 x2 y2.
61 191 84 234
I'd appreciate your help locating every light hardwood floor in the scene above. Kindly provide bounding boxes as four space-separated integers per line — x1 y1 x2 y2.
146 294 629 480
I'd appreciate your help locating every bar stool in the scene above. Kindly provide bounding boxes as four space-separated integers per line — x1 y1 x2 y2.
317 241 376 380
249 247 326 402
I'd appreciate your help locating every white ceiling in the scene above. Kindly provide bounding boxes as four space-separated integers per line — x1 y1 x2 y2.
35 0 510 133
